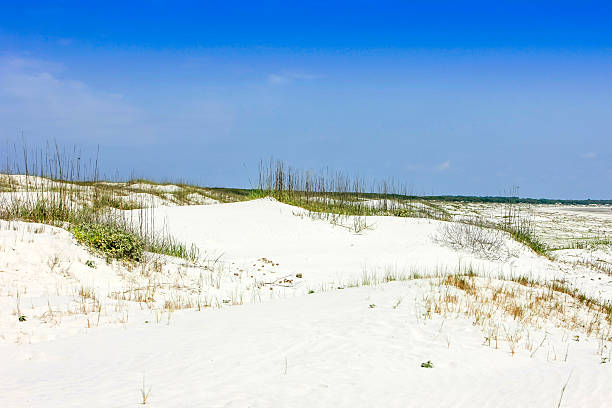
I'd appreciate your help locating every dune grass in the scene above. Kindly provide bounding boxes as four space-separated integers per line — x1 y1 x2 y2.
0 145 571 260
0 142 198 263
253 159 451 220
255 159 550 256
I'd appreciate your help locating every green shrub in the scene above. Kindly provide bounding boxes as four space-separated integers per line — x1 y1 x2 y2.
420 360 434 368
72 223 143 261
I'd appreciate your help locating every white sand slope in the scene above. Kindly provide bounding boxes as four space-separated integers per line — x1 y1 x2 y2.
136 198 612 299
1 283 610 408
1 199 611 407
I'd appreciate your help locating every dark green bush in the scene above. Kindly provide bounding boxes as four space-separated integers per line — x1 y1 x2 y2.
72 223 143 261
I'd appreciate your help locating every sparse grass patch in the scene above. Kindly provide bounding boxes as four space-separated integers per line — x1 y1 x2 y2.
145 238 199 263
499 204 548 256
422 273 612 353
304 266 611 359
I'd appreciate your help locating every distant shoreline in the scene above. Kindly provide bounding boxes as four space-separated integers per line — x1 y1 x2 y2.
559 206 612 215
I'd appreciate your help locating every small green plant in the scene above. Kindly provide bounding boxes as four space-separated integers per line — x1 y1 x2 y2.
18 315 26 322
85 260 96 268
601 357 609 364
72 223 143 261
369 304 376 308
308 290 315 294
420 360 434 368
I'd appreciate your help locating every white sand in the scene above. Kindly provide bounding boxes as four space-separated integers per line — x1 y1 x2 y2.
1 198 611 407
134 198 612 299
3 283 611 408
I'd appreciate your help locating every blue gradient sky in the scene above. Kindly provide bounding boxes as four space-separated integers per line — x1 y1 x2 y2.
1 1 611 198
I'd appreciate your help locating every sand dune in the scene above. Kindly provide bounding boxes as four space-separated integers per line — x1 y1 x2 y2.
1 198 611 407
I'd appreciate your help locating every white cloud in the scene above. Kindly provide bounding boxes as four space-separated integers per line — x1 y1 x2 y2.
0 56 234 145
581 152 597 159
267 73 290 84
436 160 451 171
267 71 319 85
0 56 144 143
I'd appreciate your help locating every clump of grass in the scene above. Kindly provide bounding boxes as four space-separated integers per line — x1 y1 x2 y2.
443 274 477 295
93 192 142 211
145 237 199 263
499 202 548 256
500 221 548 256
72 223 144 262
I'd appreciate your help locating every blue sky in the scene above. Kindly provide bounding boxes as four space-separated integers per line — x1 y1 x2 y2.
1 1 611 198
